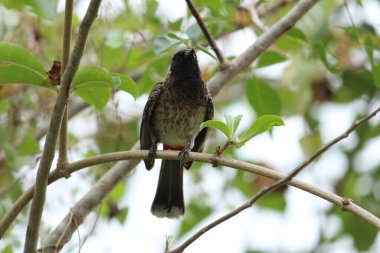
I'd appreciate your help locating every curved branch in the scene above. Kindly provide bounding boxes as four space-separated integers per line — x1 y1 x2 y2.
3 146 380 250
45 150 380 231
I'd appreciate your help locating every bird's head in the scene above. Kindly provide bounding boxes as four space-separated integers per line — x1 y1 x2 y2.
169 48 201 79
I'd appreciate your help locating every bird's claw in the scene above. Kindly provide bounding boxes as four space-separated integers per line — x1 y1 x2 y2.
148 146 157 159
179 146 191 168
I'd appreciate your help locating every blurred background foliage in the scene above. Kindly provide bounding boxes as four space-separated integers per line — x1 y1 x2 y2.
0 0 379 252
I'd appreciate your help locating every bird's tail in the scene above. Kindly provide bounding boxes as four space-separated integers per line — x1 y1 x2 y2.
151 159 184 218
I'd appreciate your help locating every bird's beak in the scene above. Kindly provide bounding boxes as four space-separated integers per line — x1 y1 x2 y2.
185 48 195 57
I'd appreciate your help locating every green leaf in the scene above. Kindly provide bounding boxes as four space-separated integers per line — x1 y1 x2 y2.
72 66 114 90
3 0 58 20
72 67 114 111
355 0 363 6
342 70 373 95
2 244 13 253
111 73 138 99
168 18 183 31
98 46 126 69
200 119 231 140
313 42 340 74
146 0 159 18
340 26 359 40
300 131 323 157
187 23 203 42
108 183 125 202
0 64 57 91
257 191 286 211
75 86 111 111
225 114 242 138
256 50 288 68
116 207 129 224
195 45 218 61
364 37 374 66
0 42 46 74
341 212 378 251
286 28 307 42
18 135 40 155
153 36 180 54
246 78 281 116
167 33 183 41
274 29 305 51
0 99 10 115
237 115 284 147
373 63 380 88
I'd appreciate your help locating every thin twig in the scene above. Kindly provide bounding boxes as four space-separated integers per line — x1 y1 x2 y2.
167 107 380 253
58 0 74 169
185 0 226 65
23 0 103 252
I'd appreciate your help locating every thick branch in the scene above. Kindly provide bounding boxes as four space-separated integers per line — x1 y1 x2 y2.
23 0 102 252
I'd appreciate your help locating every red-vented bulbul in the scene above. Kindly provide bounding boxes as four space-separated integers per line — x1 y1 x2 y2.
140 48 214 218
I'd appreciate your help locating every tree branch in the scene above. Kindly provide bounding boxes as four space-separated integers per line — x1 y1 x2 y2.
1 131 378 248
58 0 74 167
168 106 380 253
23 0 102 252
185 0 226 65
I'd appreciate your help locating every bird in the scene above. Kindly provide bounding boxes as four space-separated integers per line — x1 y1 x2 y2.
140 48 214 218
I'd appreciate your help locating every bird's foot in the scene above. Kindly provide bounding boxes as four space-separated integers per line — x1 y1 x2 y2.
178 146 191 168
148 145 157 159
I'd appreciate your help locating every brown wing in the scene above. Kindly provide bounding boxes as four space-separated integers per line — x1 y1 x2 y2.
140 82 164 170
185 93 214 170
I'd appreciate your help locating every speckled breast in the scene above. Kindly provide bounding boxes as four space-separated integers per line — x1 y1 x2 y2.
152 93 207 148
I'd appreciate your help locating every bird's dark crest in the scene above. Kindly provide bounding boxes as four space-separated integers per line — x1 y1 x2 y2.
169 47 201 80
